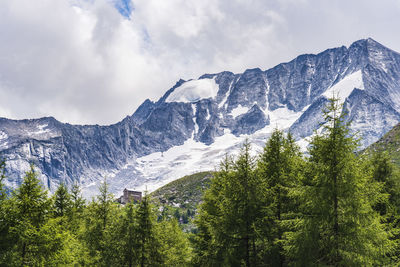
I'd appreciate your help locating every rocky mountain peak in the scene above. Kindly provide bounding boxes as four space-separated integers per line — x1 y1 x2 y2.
1 38 400 197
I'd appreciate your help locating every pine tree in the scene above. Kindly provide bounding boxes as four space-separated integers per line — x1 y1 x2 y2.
287 98 392 265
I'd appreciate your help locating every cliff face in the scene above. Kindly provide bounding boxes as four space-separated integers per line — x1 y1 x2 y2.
1 38 400 196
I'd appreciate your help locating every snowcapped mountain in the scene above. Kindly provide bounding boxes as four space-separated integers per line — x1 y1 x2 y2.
1 38 400 197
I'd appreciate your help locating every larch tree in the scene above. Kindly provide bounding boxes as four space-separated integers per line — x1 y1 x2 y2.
135 193 163 267
53 183 72 218
370 150 400 264
194 142 263 266
9 165 64 265
0 159 13 263
287 98 393 265
256 129 303 266
83 177 117 265
192 154 232 267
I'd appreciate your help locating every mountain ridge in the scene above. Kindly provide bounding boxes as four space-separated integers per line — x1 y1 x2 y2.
1 38 400 197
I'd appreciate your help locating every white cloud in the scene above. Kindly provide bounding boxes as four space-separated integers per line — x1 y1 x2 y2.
0 0 399 124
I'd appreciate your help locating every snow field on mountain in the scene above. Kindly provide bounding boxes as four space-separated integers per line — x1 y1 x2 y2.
0 131 7 140
323 70 364 104
124 106 306 193
166 78 219 103
0 131 8 149
231 105 249 118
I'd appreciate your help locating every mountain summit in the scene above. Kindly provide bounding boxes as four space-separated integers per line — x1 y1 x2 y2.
1 38 400 196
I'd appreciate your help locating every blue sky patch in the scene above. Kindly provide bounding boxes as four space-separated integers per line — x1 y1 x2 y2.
112 0 133 18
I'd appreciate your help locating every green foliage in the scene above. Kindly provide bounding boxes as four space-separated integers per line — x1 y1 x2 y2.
369 150 400 263
53 183 72 218
158 218 193 266
0 158 13 263
193 154 233 266
71 181 85 212
120 202 139 267
256 129 304 266
286 98 392 265
0 158 5 201
0 164 195 266
83 177 119 266
194 143 265 266
1 165 73 265
136 194 163 266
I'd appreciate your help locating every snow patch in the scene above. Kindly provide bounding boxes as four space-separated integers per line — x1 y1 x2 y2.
269 107 303 129
32 124 51 135
218 80 234 109
323 70 364 103
0 141 7 149
0 131 7 141
265 105 309 130
369 50 388 72
231 105 249 118
166 78 219 103
205 109 210 120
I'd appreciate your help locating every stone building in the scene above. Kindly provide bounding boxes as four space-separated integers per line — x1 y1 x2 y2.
118 188 142 204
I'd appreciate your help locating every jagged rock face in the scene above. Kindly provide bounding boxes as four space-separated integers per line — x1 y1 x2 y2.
232 105 270 136
1 38 400 196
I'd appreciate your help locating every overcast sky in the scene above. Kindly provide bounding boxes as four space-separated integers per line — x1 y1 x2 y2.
0 0 399 125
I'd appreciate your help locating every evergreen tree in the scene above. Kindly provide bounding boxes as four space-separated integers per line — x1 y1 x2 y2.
370 151 400 216
121 202 139 267
158 218 193 266
83 177 117 265
0 158 5 202
287 98 392 265
71 181 85 213
135 193 162 266
53 183 72 218
256 129 303 266
194 143 263 266
0 158 13 263
193 154 232 266
9 165 65 265
370 150 400 263
226 141 260 266
68 181 85 233
97 177 113 230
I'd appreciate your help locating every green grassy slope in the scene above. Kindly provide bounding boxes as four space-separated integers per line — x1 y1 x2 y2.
150 171 214 210
363 123 400 165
